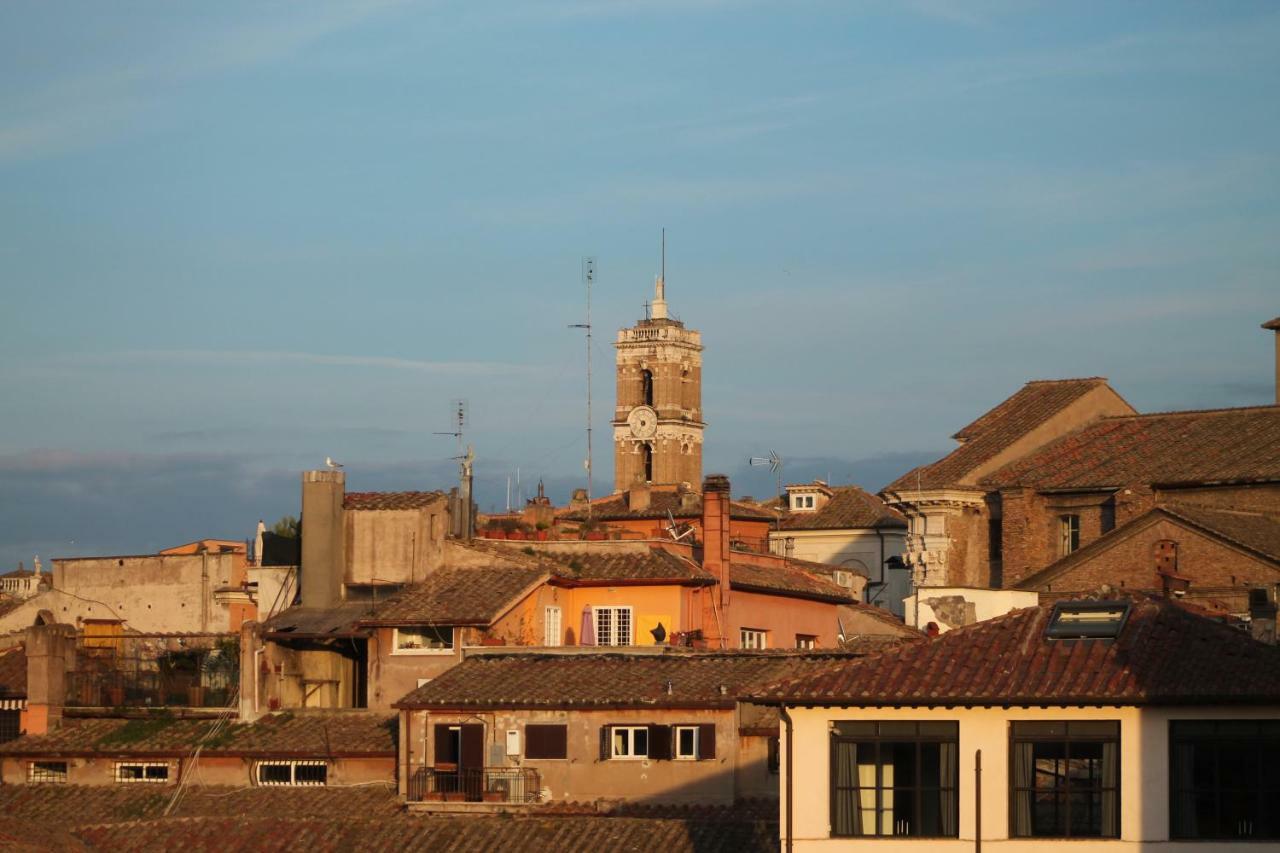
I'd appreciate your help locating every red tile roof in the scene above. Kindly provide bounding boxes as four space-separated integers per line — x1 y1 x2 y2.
395 650 864 710
0 784 403 826
753 599 1280 706
1264 316 1280 330
72 815 779 853
359 564 549 626
982 405 1280 489
884 378 1122 492
773 485 906 531
728 558 856 604
342 491 444 511
0 711 396 758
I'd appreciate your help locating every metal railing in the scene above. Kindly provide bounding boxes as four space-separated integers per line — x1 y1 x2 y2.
408 767 541 804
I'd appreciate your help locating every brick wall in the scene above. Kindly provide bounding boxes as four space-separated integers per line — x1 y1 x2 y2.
1025 516 1280 614
1157 482 1280 512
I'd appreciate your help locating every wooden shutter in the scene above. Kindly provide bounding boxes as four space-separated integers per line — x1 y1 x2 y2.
433 724 456 766
526 724 568 760
648 724 672 760
697 724 716 760
600 725 612 761
460 724 484 770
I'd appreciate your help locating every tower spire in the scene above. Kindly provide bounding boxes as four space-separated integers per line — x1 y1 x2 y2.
652 228 668 320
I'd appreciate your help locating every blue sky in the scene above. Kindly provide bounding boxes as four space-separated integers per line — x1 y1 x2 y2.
1 1 1278 566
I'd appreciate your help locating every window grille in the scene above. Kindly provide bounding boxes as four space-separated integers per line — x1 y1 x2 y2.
115 762 170 783
29 762 68 783
256 760 328 787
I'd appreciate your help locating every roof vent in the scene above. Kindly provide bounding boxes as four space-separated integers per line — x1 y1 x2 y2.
1046 600 1131 640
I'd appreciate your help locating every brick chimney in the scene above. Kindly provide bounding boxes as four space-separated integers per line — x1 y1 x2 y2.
1264 317 1280 404
301 470 346 609
702 475 732 607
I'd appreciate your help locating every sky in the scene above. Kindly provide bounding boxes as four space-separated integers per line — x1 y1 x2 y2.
2 0 1278 567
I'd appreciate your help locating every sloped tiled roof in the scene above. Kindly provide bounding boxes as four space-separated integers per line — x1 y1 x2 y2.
728 559 856 604
547 548 715 584
72 815 778 853
752 599 1280 707
982 405 1280 489
359 564 549 626
0 644 26 698
560 489 778 522
395 651 861 710
884 378 1118 492
0 711 396 757
262 602 373 638
0 784 403 826
342 491 444 511
774 485 906 531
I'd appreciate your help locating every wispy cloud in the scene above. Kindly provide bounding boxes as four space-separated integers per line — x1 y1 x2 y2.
55 349 538 377
0 0 408 162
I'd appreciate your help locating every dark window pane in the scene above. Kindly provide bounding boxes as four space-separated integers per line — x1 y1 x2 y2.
260 763 291 784
1068 721 1120 738
878 722 917 737
833 721 876 737
890 787 916 835
1033 792 1067 836
1068 791 1103 837
633 728 648 756
918 721 958 738
295 764 326 785
1219 744 1259 783
1014 721 1066 738
886 741 916 786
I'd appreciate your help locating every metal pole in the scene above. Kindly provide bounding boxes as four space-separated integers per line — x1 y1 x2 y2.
975 748 982 853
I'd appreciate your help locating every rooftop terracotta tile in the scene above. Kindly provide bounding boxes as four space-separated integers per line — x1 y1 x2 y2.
342 491 445 511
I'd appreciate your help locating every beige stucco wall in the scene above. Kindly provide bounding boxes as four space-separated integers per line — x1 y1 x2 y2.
0 554 239 638
404 707 742 805
782 704 1280 851
345 501 447 587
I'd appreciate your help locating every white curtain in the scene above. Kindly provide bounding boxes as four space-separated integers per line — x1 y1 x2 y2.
833 742 862 835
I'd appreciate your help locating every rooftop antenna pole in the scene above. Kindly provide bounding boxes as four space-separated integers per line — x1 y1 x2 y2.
433 399 467 459
569 257 596 517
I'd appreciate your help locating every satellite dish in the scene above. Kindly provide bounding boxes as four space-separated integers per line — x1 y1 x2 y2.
665 509 693 542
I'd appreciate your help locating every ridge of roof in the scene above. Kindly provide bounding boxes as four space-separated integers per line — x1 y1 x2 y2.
343 491 445 511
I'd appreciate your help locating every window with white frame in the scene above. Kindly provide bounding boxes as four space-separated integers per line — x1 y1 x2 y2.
256 760 328 787
796 634 817 649
544 606 562 647
1059 515 1081 556
28 761 67 783
675 725 699 760
611 726 649 759
594 606 633 646
791 494 816 511
393 626 454 654
115 762 170 783
740 628 768 649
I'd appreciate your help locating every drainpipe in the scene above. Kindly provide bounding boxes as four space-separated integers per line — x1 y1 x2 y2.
975 749 982 853
869 528 887 605
780 705 794 853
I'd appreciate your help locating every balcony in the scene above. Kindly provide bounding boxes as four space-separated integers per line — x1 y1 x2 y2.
407 767 541 810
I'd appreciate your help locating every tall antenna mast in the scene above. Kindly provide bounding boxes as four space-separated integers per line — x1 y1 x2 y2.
433 399 466 458
569 257 596 515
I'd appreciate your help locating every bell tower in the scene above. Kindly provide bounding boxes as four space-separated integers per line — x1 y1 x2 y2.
613 266 704 493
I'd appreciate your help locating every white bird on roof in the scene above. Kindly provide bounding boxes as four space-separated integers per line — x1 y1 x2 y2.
325 456 344 470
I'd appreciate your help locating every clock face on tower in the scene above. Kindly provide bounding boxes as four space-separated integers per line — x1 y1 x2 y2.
627 405 658 439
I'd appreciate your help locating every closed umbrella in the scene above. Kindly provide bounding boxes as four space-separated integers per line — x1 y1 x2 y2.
580 605 596 646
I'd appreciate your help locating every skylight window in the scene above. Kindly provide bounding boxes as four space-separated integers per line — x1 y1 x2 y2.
1045 601 1130 640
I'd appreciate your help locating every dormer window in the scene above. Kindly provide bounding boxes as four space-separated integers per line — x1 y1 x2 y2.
1046 601 1130 640
791 494 816 511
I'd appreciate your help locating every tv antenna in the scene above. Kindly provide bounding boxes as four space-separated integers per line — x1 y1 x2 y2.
568 257 595 515
749 450 785 527
433 399 467 458
664 509 694 542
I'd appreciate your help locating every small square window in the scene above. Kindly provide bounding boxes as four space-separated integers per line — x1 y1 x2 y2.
1059 515 1081 555
256 760 327 786
741 628 768 649
611 726 649 759
795 634 817 649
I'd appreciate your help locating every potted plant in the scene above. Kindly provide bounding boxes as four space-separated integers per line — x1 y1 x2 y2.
535 522 550 541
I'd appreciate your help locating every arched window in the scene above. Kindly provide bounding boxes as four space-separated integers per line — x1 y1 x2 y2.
641 370 654 407
641 443 653 482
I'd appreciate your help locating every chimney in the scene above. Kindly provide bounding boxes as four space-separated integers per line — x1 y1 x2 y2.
1263 317 1280 404
628 476 651 512
24 622 76 735
32 556 40 577
701 474 732 608
1249 587 1277 645
301 470 346 609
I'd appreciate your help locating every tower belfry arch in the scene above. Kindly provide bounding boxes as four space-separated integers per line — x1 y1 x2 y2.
612 235 704 493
